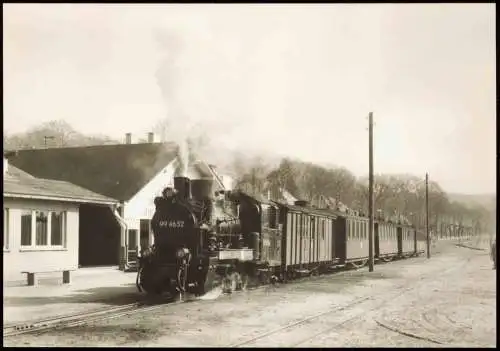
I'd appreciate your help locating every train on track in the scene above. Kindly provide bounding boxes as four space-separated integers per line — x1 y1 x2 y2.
137 175 428 297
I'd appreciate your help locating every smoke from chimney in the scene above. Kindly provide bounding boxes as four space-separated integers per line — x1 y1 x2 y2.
154 29 193 178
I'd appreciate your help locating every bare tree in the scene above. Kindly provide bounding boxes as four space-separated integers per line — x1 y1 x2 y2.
4 120 119 150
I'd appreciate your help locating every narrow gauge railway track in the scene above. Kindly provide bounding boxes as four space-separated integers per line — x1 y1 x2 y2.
3 297 183 337
455 243 487 251
228 254 473 348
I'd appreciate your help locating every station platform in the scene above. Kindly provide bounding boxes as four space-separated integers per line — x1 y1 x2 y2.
3 266 138 325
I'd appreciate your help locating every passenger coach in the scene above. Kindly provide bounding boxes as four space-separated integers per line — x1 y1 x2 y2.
279 201 338 280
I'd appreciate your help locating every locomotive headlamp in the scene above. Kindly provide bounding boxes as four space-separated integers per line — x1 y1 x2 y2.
176 247 190 259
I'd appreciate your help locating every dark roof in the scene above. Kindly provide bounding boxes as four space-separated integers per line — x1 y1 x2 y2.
8 143 179 201
274 202 339 218
5 164 36 179
4 174 118 205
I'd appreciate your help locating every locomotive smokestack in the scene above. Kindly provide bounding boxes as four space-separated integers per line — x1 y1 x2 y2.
174 176 191 201
191 179 214 201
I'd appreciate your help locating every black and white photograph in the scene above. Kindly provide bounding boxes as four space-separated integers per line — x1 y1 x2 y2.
3 3 496 347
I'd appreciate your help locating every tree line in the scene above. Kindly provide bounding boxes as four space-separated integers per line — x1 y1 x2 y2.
231 156 494 239
4 120 494 239
4 120 119 150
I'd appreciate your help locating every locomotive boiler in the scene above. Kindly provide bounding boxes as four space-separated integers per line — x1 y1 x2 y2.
137 175 261 297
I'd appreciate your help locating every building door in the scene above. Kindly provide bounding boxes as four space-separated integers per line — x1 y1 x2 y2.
127 229 138 268
140 219 151 252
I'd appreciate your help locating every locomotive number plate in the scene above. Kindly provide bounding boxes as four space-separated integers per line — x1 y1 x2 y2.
159 220 185 228
218 249 254 261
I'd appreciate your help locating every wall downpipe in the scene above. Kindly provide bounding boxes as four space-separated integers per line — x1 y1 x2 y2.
112 203 128 271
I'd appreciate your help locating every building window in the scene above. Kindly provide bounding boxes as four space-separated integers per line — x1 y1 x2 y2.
36 211 49 246
3 208 9 250
21 210 67 249
21 210 33 246
51 211 65 246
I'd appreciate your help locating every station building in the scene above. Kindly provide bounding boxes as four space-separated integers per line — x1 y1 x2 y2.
3 153 118 283
8 135 227 270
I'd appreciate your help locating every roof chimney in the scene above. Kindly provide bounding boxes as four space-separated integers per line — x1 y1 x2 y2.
125 133 132 144
148 132 155 143
3 157 8 176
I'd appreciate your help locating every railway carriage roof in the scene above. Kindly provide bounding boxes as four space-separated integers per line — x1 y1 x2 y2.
272 202 338 218
233 190 276 206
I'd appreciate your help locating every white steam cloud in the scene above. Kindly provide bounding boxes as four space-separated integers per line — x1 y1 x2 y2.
153 26 278 181
154 28 193 177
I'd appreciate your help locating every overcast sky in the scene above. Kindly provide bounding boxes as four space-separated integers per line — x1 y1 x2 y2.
3 4 496 194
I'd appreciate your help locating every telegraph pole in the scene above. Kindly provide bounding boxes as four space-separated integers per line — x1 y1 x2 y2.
425 173 430 259
368 112 374 272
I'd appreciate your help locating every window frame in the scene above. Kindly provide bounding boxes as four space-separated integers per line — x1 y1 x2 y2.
20 209 67 251
4 208 9 251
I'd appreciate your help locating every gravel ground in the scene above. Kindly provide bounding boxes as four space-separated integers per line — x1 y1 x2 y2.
4 243 496 347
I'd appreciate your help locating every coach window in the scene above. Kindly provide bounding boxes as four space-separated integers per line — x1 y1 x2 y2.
311 217 315 239
296 214 300 238
304 215 308 238
261 206 269 229
321 219 325 240
268 206 277 229
302 215 306 238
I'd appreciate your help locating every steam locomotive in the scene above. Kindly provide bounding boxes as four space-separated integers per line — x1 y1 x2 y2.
137 175 429 297
137 176 264 296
